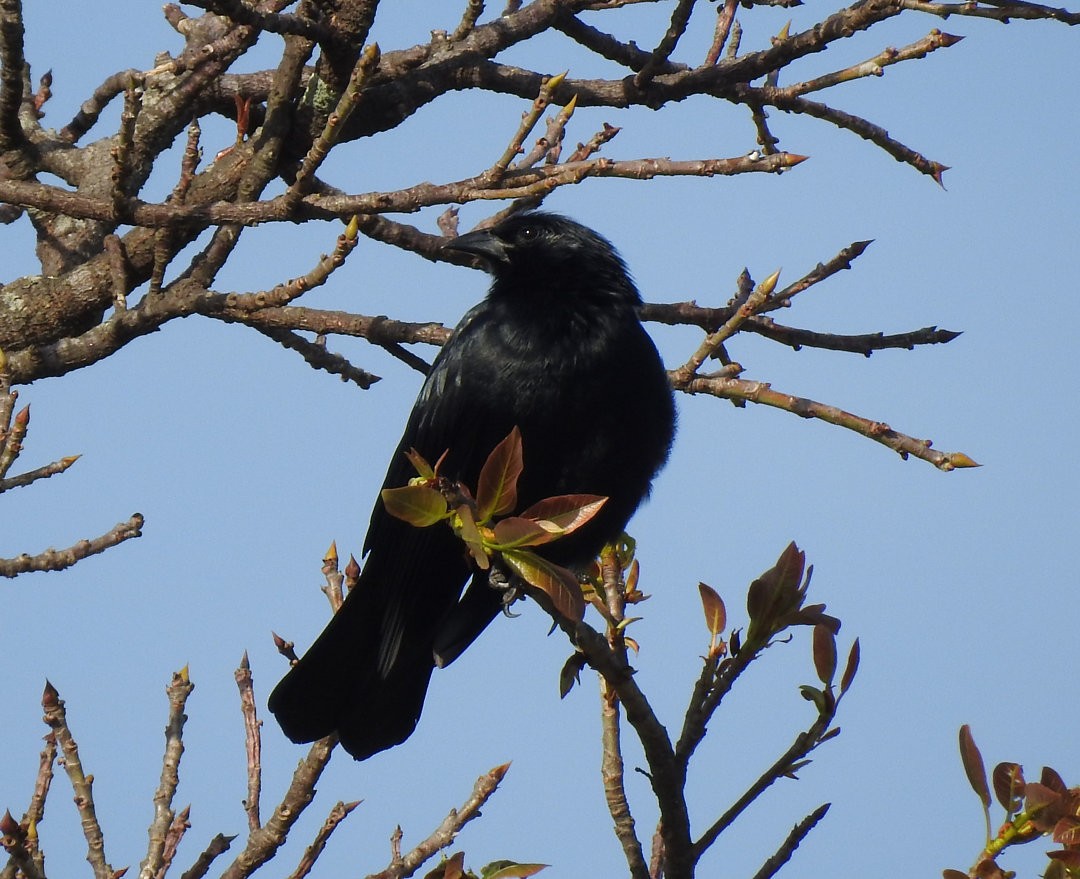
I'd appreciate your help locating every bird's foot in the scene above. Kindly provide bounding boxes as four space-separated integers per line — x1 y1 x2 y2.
488 564 524 618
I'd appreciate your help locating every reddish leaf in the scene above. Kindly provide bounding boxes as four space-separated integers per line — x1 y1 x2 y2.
812 623 836 686
775 541 806 593
1043 860 1068 879
992 762 1025 813
1042 766 1068 795
1054 816 1080 847
943 870 970 879
792 603 841 634
1047 851 1080 868
973 864 1008 879
697 582 726 638
501 550 585 621
476 427 523 521
840 638 860 695
425 851 466 879
746 542 807 641
1025 781 1062 813
518 494 607 536
381 485 448 527
1026 781 1068 832
0 810 21 838
959 725 991 809
492 516 557 549
559 652 588 699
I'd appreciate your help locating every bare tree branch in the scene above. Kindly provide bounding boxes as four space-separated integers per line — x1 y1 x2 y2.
0 514 145 578
139 669 196 879
41 681 114 879
366 763 511 879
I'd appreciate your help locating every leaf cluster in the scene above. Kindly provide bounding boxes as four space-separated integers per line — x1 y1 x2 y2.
949 727 1080 879
380 427 606 621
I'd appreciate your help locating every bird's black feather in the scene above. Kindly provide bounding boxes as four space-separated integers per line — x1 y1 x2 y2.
268 212 676 760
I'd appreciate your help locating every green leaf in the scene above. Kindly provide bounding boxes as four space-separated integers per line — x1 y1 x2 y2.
799 685 827 713
456 504 489 570
381 485 448 527
404 447 436 479
476 427 523 522
482 862 548 879
501 550 585 621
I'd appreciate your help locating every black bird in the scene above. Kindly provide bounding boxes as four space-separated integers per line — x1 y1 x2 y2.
268 211 676 760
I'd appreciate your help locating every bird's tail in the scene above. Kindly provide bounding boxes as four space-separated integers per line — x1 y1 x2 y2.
268 554 444 761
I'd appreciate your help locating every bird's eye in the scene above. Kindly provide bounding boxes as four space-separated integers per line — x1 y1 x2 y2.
518 225 538 241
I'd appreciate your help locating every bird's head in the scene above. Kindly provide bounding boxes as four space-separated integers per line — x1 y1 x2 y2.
443 211 641 308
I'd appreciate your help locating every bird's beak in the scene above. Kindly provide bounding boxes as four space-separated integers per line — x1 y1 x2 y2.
443 228 510 266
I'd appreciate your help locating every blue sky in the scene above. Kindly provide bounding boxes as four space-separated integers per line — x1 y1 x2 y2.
3 3 1078 878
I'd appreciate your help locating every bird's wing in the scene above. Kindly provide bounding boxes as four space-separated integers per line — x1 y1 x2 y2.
360 303 513 675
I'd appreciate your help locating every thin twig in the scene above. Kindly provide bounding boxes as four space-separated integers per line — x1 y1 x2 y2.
451 0 486 41
901 0 1080 23
139 668 196 879
41 681 113 879
676 373 978 470
483 71 569 185
156 805 192 879
287 800 360 879
692 712 833 859
534 594 693 879
366 763 511 879
749 804 831 879
596 548 650 879
222 226 360 312
635 0 698 86
217 736 337 879
288 43 381 201
60 69 141 143
179 833 237 879
235 652 263 833
671 269 778 383
0 453 79 492
775 29 964 98
0 514 145 578
704 0 739 65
